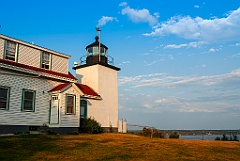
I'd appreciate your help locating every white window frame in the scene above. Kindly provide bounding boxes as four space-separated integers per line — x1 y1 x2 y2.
4 40 18 62
65 94 76 115
21 89 36 112
41 51 51 69
0 86 10 110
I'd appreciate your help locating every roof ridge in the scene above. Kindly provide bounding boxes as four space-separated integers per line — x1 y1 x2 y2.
0 34 70 57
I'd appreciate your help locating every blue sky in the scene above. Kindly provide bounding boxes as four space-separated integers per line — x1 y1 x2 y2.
1 0 240 130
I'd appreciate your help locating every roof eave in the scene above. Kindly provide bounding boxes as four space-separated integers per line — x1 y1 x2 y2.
0 60 77 82
81 95 102 100
73 62 120 71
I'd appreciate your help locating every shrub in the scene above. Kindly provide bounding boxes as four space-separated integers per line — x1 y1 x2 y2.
140 127 165 138
215 136 221 141
79 118 104 134
232 134 239 141
221 133 229 141
153 131 165 138
215 134 239 141
109 124 113 133
169 132 180 139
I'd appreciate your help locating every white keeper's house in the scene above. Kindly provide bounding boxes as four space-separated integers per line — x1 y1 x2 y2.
0 30 121 134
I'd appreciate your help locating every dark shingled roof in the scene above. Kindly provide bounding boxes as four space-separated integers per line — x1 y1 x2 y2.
86 36 108 50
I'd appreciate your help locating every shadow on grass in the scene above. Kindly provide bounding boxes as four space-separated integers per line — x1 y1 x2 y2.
96 154 133 161
0 135 59 161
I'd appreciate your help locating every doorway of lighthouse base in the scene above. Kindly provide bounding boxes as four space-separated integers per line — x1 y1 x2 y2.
79 99 87 132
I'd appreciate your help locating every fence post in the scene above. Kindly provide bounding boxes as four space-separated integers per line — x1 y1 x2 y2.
151 128 153 139
122 119 123 133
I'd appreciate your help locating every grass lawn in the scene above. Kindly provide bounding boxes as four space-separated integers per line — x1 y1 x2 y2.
0 133 240 161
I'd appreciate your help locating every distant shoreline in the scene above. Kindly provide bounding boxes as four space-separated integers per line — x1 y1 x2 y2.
128 129 240 136
180 134 240 140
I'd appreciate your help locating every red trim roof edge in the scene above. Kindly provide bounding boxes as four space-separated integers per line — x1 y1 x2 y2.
0 59 77 81
48 83 101 99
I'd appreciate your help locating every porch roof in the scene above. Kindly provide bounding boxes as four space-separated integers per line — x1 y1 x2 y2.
48 82 72 93
75 84 101 98
48 83 101 99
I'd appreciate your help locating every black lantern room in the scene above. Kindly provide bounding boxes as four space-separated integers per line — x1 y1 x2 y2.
73 28 120 71
85 36 108 65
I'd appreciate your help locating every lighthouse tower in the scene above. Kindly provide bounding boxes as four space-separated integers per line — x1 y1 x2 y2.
73 28 120 132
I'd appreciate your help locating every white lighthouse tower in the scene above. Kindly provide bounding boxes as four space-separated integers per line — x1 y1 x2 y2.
73 28 120 132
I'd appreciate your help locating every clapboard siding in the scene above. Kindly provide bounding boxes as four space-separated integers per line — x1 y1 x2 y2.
59 87 80 127
52 54 69 74
18 44 69 74
0 70 61 125
18 44 41 68
0 35 70 75
0 38 5 59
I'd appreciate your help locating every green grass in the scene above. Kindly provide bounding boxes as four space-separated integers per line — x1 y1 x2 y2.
0 133 240 161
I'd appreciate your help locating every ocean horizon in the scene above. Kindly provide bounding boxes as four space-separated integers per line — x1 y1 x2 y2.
180 134 240 140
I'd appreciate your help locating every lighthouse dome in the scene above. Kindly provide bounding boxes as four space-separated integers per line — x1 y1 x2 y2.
86 36 108 49
85 36 108 65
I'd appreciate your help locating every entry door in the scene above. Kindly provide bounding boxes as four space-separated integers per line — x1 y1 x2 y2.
80 100 87 118
50 95 59 124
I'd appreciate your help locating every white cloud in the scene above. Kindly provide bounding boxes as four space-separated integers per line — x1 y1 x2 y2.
119 69 240 88
143 7 240 42
196 64 207 68
194 5 200 9
209 46 222 53
143 103 152 109
168 54 174 60
155 98 167 103
119 1 127 7
154 97 220 113
119 61 131 66
177 102 234 113
119 93 240 114
155 95 239 113
125 36 131 39
236 43 240 46
143 52 149 56
231 53 240 58
164 41 206 49
97 16 118 27
165 43 188 49
120 4 159 26
119 71 240 115
143 54 175 66
144 60 158 66
209 48 215 52
119 73 165 85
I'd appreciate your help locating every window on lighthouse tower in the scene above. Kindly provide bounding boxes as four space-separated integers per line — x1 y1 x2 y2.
87 47 99 56
87 47 107 56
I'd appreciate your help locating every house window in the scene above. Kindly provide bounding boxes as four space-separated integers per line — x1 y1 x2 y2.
41 52 51 69
0 86 10 110
66 94 76 114
22 89 36 112
80 100 87 118
5 40 18 61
